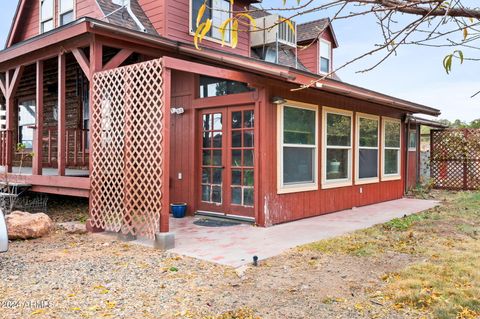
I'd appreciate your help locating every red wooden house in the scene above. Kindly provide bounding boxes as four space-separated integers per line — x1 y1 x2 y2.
0 0 440 243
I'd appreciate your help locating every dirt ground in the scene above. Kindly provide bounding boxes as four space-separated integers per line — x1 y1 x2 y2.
0 191 477 319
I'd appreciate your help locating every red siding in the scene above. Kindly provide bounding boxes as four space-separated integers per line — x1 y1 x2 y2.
10 0 103 46
297 43 318 74
169 71 196 214
138 0 166 35
258 85 406 226
297 26 336 75
164 0 251 57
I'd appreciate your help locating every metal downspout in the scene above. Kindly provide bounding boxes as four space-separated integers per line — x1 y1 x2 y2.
405 115 411 194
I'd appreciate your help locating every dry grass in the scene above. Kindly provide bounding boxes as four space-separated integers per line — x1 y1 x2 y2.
302 191 480 318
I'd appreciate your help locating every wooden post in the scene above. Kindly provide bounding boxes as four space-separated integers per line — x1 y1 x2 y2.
33 61 44 175
160 67 171 233
57 54 66 176
5 66 24 173
86 39 105 233
5 71 13 173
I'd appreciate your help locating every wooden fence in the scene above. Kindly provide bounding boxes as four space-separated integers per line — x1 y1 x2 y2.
430 129 480 190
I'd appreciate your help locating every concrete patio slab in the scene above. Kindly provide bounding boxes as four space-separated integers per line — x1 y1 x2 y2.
170 198 439 268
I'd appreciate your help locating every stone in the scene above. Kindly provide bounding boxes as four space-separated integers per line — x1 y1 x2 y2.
5 211 54 240
57 222 87 234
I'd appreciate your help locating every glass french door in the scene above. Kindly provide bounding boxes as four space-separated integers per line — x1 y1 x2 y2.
198 106 255 218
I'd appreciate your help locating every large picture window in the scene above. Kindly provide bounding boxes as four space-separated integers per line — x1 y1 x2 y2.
322 107 352 188
191 0 231 42
18 100 36 149
382 118 401 179
277 102 318 193
40 0 54 33
59 0 75 26
356 114 379 183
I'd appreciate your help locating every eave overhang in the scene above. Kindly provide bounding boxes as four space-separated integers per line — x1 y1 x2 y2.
0 17 440 117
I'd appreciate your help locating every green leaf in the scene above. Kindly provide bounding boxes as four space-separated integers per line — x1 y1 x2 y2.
443 54 453 74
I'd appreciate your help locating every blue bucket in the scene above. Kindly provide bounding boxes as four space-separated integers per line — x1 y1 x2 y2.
170 203 187 218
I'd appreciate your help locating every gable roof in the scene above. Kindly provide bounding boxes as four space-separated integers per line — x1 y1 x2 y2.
5 0 157 49
95 0 158 35
249 6 339 47
5 0 26 48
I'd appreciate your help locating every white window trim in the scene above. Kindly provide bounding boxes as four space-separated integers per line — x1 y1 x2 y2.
188 0 232 45
58 0 76 26
277 100 319 194
355 113 380 185
408 129 417 151
39 0 55 34
381 117 402 181
319 38 332 75
322 106 353 189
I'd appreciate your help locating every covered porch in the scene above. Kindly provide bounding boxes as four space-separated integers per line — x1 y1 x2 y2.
0 20 164 198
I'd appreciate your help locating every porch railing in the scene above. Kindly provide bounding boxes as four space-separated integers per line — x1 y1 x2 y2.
0 130 12 167
44 127 89 168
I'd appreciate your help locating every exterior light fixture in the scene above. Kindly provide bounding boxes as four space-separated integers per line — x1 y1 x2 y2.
271 96 287 105
170 107 185 115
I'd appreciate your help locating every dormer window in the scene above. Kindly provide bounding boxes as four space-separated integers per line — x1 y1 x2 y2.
319 39 332 74
191 0 231 42
59 0 75 26
40 0 54 33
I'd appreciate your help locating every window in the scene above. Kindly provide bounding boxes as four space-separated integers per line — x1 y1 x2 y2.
382 118 401 179
191 0 231 42
59 0 75 26
18 100 36 149
40 0 54 33
322 107 353 188
409 129 417 150
319 39 331 74
277 102 318 193
199 76 253 98
356 114 379 183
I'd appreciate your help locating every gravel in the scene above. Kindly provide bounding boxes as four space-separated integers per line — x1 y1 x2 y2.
0 228 424 319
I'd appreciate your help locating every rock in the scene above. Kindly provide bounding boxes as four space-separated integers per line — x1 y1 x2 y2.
5 211 54 240
57 221 87 234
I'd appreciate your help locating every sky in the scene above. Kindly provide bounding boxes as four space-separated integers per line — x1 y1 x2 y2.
0 0 478 122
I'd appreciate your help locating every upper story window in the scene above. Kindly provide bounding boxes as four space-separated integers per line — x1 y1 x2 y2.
40 0 55 33
319 39 332 74
59 0 75 26
191 0 231 42
277 102 318 194
199 76 253 98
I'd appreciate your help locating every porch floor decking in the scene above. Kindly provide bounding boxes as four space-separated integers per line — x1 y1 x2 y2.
0 167 89 177
170 198 439 267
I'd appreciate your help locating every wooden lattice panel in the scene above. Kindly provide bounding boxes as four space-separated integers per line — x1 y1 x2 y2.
431 129 480 190
90 59 165 239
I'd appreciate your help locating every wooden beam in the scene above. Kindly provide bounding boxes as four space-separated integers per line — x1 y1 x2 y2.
0 74 6 97
102 49 132 71
162 56 261 85
57 54 66 176
7 65 24 98
33 61 43 175
71 48 91 81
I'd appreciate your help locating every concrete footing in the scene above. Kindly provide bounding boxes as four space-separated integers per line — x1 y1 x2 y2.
154 232 175 250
